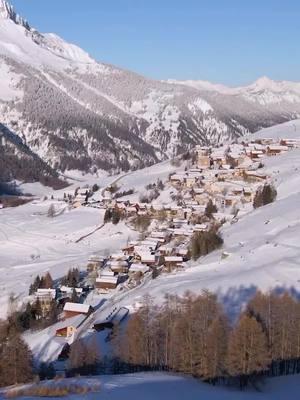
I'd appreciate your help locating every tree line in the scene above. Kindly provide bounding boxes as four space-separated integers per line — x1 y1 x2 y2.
111 290 300 389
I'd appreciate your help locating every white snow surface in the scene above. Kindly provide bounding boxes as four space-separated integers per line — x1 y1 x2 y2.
1 372 300 400
0 201 138 318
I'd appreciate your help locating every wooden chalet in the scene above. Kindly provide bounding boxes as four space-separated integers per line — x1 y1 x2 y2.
95 276 119 291
63 302 93 319
164 256 184 272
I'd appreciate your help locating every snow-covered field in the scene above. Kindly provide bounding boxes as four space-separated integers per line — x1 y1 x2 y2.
0 199 138 318
1 372 300 400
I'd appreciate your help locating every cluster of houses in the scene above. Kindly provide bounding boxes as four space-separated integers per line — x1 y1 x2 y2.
35 136 300 344
80 136 300 296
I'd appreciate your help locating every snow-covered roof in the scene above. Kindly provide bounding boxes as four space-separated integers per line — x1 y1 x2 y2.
63 302 91 314
96 276 118 284
100 270 115 277
130 263 150 273
141 254 156 263
60 286 83 294
165 256 183 262
36 288 56 299
268 145 289 151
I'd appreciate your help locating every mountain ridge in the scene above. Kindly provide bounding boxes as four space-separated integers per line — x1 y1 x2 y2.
1 0 300 183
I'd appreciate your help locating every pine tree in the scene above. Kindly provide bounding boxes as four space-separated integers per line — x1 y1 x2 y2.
71 289 80 303
68 340 87 374
43 272 53 289
205 199 217 218
47 204 56 218
0 322 33 387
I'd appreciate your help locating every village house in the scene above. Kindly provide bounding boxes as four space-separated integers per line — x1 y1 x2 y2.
129 263 150 275
164 256 184 272
158 244 174 256
122 243 137 256
175 247 189 260
63 302 93 319
60 286 83 296
35 289 56 317
55 314 87 339
280 138 300 148
107 260 129 274
95 275 119 291
244 170 268 182
266 145 289 156
87 255 104 273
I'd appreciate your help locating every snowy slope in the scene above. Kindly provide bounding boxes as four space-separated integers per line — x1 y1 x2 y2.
252 119 300 140
0 200 139 318
2 372 300 400
110 146 300 317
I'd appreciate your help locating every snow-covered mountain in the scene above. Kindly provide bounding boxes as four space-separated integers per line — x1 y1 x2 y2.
1 0 300 179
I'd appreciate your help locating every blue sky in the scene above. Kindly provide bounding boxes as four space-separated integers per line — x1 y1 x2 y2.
11 0 300 85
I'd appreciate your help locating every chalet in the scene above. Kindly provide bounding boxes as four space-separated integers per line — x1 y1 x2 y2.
280 138 300 148
87 255 104 273
36 288 56 300
158 245 174 256
232 187 244 196
171 228 194 238
60 286 83 296
244 171 267 181
164 256 184 272
139 240 159 251
122 243 136 256
35 289 56 317
129 263 150 275
249 150 264 160
197 155 211 169
140 253 156 266
55 314 87 338
95 276 119 291
149 230 169 242
175 247 189 260
108 260 129 274
267 145 288 156
172 218 188 229
184 173 202 188
63 302 93 319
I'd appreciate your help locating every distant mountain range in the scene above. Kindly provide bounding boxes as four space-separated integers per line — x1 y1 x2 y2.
1 0 300 184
